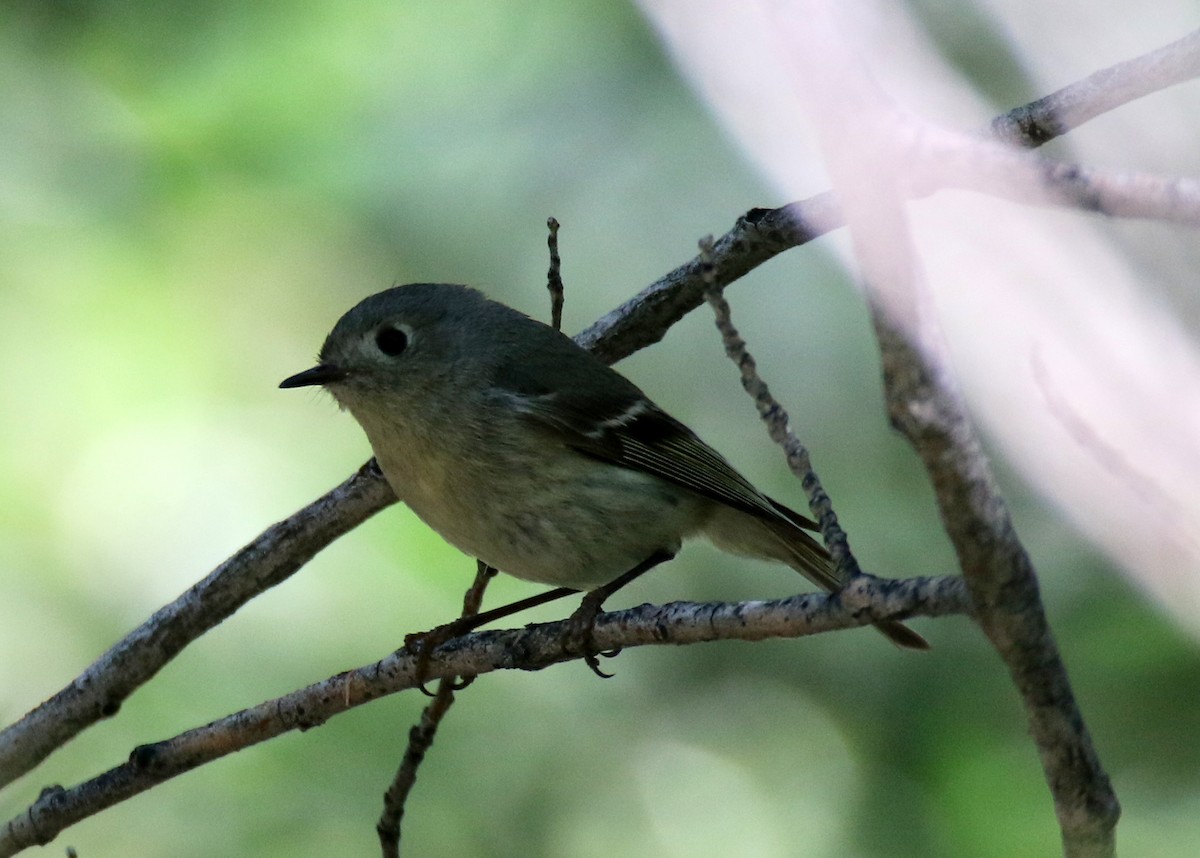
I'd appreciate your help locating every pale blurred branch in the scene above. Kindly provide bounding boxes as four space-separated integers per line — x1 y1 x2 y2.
0 574 968 858
992 27 1200 147
908 125 1200 226
578 26 1200 363
0 460 397 790
778 6 1120 855
377 561 493 858
698 236 860 575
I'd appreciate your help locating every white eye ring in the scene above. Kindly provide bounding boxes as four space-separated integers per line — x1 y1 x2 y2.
374 323 413 356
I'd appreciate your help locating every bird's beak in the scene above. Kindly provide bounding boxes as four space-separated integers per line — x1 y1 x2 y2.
279 363 348 389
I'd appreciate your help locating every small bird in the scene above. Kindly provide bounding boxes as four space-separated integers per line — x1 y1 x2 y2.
280 283 926 650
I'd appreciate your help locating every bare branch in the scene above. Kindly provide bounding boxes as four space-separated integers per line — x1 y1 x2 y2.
578 26 1200 365
774 6 1119 854
380 217 577 850
874 321 1120 858
0 574 968 858
377 687 453 858
909 124 1200 226
575 194 842 363
546 216 564 331
992 27 1200 148
0 460 396 790
377 563 493 858
697 235 859 576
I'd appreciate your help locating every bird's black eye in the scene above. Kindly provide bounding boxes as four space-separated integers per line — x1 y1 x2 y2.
375 325 409 356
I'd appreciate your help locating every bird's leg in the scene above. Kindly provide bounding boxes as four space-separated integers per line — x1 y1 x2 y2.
565 549 675 678
406 549 675 687
407 583 579 692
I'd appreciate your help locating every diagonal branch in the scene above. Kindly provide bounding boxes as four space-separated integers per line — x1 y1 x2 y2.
376 561 494 858
872 320 1120 857
577 26 1200 364
774 5 1120 854
908 124 1200 225
991 27 1200 147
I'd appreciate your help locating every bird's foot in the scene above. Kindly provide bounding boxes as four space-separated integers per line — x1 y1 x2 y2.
405 620 477 696
563 591 622 679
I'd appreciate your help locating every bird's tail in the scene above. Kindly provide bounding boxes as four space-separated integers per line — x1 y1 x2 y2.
705 501 929 651
765 518 930 651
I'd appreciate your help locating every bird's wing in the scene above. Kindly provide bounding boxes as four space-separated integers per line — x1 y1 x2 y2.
493 357 819 532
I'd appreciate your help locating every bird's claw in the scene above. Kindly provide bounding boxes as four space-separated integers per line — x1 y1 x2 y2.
405 621 470 695
564 593 620 679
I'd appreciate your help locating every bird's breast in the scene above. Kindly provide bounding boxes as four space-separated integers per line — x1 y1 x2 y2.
363 417 709 589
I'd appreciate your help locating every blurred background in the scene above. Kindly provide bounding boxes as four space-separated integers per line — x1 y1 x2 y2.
1 1 1198 856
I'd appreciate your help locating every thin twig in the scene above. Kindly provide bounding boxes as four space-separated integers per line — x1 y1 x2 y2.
546 217 564 331
377 691 453 858
379 226 571 856
992 27 1200 148
697 236 859 577
377 562 495 858
576 28 1200 364
0 460 397 789
0 574 969 858
775 7 1119 854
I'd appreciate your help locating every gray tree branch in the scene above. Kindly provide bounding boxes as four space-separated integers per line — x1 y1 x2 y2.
0 574 968 858
777 8 1120 855
577 26 1200 364
991 27 1200 147
0 460 396 789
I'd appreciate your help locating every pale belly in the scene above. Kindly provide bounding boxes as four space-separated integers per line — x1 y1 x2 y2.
375 442 710 590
